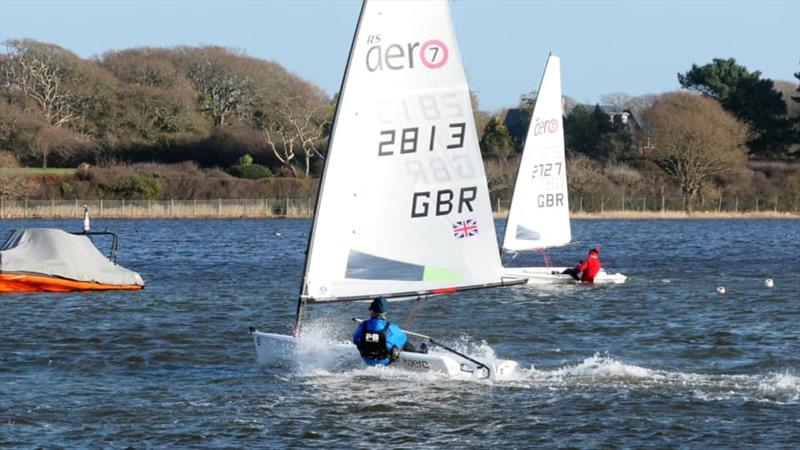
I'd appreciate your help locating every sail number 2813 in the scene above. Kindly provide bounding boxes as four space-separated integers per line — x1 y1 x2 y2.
378 123 465 156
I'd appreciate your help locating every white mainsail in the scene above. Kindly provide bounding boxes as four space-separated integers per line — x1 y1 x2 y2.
502 55 571 252
303 0 503 302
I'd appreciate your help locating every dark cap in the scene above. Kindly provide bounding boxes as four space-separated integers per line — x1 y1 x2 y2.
589 246 600 254
369 296 388 314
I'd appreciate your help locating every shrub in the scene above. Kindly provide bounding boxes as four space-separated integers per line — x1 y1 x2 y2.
0 151 20 168
229 153 272 179
125 175 161 199
59 181 75 198
230 163 272 180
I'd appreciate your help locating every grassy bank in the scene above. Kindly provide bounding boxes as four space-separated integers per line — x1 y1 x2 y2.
0 198 314 219
0 167 76 175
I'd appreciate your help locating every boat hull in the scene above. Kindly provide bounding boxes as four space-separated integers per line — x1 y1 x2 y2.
250 330 518 381
503 266 627 285
0 273 144 293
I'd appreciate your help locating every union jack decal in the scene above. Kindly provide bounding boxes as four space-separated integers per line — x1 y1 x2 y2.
453 219 478 239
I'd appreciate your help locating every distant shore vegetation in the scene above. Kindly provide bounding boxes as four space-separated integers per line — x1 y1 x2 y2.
0 40 798 212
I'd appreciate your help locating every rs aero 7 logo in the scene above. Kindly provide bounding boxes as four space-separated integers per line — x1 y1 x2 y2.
365 34 449 72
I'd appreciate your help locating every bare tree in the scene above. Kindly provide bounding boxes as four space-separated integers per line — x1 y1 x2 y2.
99 48 206 143
1 39 85 129
294 105 327 177
643 92 748 212
101 48 183 89
254 100 327 178
256 105 298 178
250 63 329 177
600 92 657 116
181 47 260 127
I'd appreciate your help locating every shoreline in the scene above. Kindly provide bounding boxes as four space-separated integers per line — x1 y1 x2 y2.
0 210 797 220
2 198 796 220
496 210 800 220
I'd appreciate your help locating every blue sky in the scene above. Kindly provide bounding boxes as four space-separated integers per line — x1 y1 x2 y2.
1 0 798 110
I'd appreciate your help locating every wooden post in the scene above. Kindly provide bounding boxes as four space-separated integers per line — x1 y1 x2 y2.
194 198 197 217
621 194 625 212
755 198 759 213
51 198 54 217
218 198 222 217
774 195 778 213
718 197 722 212
100 199 103 217
600 198 604 213
170 199 174 217
122 198 125 217
642 196 646 212
734 196 738 213
579 197 583 213
148 199 151 217
661 195 665 213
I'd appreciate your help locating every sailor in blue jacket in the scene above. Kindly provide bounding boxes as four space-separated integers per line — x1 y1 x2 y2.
353 297 408 366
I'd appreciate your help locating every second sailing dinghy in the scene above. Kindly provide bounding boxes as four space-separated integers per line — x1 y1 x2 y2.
250 0 522 380
501 55 626 285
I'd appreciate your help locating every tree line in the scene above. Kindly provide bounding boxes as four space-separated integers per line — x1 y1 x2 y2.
0 39 331 176
478 59 799 210
0 39 798 209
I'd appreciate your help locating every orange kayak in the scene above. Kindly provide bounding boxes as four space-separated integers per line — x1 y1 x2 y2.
0 273 144 293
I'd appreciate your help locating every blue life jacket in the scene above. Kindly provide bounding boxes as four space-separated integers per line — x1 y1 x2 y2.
352 317 408 366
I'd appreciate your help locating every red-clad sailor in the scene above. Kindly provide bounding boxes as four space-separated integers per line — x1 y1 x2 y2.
561 247 602 283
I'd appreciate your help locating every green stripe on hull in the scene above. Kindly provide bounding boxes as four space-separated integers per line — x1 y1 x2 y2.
422 266 463 282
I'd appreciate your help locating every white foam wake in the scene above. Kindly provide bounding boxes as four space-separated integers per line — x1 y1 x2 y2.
516 353 799 404
273 323 799 404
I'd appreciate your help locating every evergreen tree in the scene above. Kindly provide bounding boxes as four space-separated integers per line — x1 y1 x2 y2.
479 115 515 160
678 58 792 159
564 105 631 162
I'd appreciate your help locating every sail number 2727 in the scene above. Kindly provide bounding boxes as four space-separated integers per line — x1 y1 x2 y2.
531 162 562 178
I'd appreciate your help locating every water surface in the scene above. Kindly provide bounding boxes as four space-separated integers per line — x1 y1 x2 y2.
1 219 798 448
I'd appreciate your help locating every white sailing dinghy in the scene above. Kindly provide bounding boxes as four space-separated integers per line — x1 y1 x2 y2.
250 0 522 380
501 55 626 285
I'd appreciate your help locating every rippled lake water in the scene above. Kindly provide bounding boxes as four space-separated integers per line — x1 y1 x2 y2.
1 218 798 448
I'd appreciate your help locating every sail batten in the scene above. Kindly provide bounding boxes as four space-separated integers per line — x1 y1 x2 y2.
303 0 504 302
502 55 571 252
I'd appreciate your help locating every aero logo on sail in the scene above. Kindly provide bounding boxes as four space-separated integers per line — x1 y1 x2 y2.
365 34 449 72
532 118 559 136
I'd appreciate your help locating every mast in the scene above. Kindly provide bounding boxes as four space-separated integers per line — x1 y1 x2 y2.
292 0 368 337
